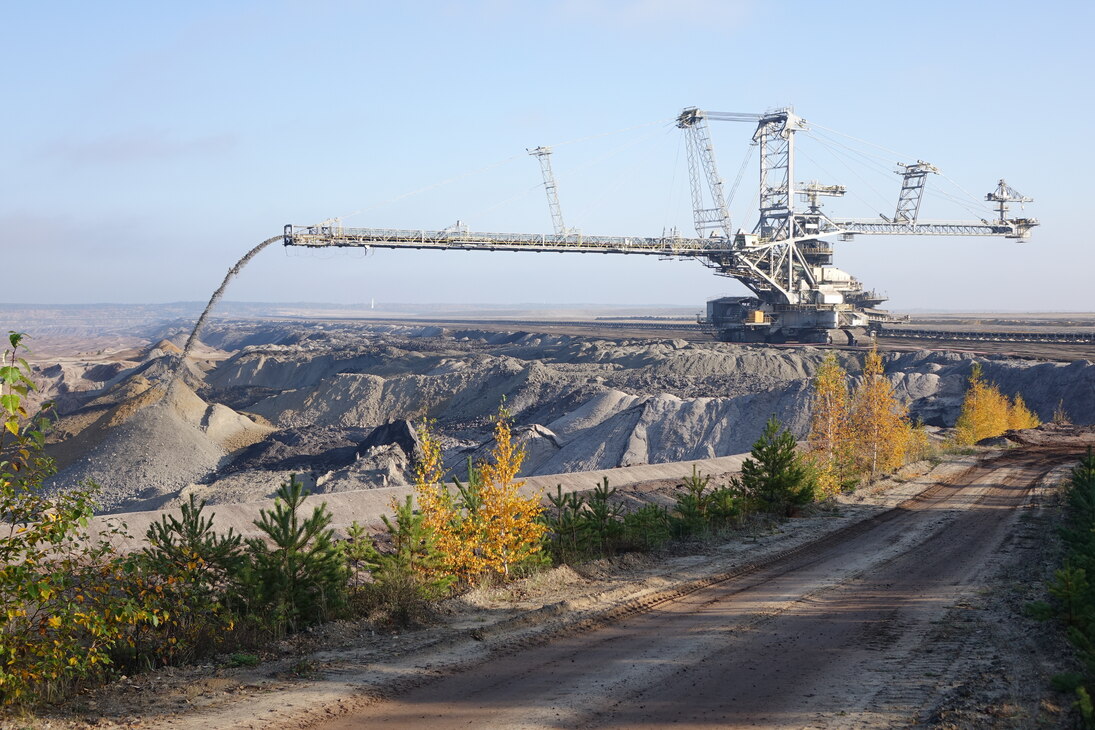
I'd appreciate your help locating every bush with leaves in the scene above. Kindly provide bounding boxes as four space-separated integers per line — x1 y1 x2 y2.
415 408 547 584
734 416 815 517
346 497 453 626
953 362 1041 445
1038 448 1095 724
134 496 245 663
242 476 347 634
0 333 163 705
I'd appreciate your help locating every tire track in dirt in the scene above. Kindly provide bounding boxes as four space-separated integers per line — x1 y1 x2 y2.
312 447 1078 729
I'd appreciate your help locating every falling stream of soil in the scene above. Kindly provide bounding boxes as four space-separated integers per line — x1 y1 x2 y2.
168 234 283 395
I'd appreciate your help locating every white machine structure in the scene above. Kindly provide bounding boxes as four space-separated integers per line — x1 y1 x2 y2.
285 107 1038 344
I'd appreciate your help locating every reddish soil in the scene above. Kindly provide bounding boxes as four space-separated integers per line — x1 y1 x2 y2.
20 431 1089 729
313 445 1083 729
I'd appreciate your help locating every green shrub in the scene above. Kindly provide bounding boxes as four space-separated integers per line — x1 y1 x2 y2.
227 652 259 668
344 520 379 592
242 476 347 634
620 504 673 551
707 485 744 524
134 495 245 664
672 466 714 537
1024 600 1055 621
670 466 745 538
585 478 624 553
1051 562 1093 632
735 416 816 517
347 497 453 627
541 468 751 562
1063 449 1095 560
539 479 624 561
1041 448 1095 724
1079 686 1095 728
1053 672 1085 692
540 486 590 562
0 333 163 704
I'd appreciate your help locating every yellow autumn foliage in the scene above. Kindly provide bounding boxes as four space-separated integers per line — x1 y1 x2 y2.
807 352 852 496
849 346 910 478
905 420 932 463
808 346 933 490
954 363 1041 445
1008 394 1041 431
414 409 546 584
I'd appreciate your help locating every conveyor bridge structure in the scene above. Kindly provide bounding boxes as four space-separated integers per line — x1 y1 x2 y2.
284 105 1040 345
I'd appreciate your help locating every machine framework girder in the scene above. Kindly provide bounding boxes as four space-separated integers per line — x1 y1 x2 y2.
285 104 1039 344
284 224 732 256
677 109 733 239
834 220 1037 238
284 224 813 305
891 161 939 224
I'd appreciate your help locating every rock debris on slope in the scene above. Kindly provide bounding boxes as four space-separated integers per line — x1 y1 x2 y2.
42 321 1095 513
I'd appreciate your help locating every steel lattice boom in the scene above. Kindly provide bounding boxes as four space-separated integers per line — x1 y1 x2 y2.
284 223 732 256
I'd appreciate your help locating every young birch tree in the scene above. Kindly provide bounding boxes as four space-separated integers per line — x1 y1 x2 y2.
954 363 1009 445
850 346 909 479
414 409 546 584
1007 394 1041 431
808 352 853 495
475 414 547 579
954 362 1040 444
412 423 477 580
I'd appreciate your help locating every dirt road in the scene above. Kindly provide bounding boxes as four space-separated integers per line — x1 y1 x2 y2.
314 446 1077 729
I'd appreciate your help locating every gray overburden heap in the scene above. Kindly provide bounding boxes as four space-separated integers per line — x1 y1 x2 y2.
43 322 1095 513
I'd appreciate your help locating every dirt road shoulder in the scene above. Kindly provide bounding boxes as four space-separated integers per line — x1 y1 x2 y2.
21 447 1078 730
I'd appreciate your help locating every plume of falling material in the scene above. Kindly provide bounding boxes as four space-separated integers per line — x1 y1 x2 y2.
168 234 283 396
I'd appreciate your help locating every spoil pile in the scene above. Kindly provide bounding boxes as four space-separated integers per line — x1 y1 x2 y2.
42 320 1095 513
45 358 272 513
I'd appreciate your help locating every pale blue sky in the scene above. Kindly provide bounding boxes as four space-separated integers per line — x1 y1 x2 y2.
2 0 1090 310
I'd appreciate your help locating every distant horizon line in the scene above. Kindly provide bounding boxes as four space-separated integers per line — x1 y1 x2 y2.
1 301 1093 316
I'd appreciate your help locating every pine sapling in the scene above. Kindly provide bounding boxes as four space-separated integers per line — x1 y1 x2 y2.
245 475 347 633
736 416 815 517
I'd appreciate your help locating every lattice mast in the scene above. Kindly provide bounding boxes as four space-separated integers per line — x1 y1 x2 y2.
754 109 807 241
528 146 566 236
676 108 732 239
889 161 939 224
